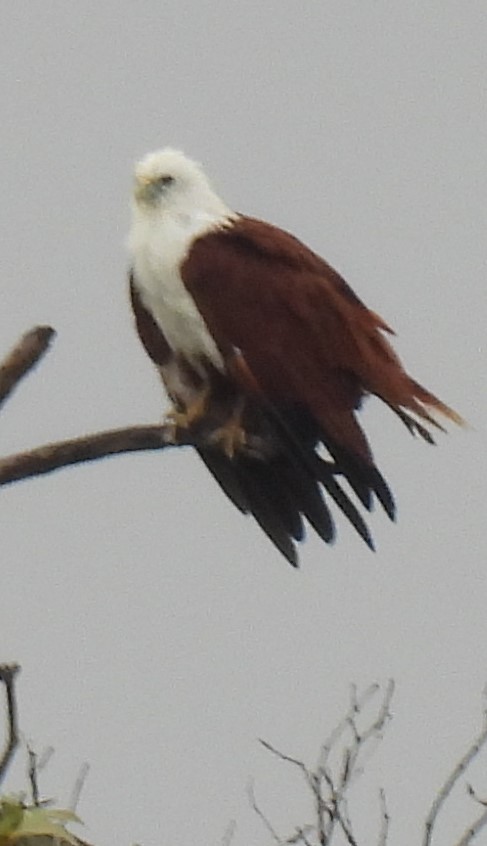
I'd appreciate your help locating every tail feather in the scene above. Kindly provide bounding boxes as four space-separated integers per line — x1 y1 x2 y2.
409 379 466 428
197 399 383 565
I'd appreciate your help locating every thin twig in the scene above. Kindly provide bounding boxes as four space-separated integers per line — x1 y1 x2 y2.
334 805 358 846
319 767 357 846
259 739 312 783
467 783 487 807
220 819 237 846
37 745 55 772
319 682 388 775
27 745 40 806
326 682 392 846
319 766 337 845
247 780 282 844
255 683 395 846
454 807 487 846
377 789 389 846
310 771 328 845
287 827 315 846
69 762 90 812
0 663 21 785
26 744 55 806
423 712 487 846
354 680 394 750
0 326 55 409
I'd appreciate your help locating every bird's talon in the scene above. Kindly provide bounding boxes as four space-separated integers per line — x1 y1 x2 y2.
208 421 247 459
163 390 210 442
164 408 190 429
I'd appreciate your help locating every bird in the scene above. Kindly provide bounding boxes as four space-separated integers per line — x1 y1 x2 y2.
127 147 463 566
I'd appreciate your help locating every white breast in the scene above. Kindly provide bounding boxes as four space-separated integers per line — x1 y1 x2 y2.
129 211 226 372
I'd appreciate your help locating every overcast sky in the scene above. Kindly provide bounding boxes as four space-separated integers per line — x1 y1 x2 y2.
0 2 486 845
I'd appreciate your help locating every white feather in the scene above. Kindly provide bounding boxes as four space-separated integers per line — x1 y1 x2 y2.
128 149 237 372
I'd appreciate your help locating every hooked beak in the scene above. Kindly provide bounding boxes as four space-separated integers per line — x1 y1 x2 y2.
134 175 154 203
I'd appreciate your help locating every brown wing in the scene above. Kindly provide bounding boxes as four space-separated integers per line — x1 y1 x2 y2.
129 270 377 564
182 215 463 464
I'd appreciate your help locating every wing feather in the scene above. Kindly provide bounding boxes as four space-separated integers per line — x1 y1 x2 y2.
129 208 461 564
182 216 462 463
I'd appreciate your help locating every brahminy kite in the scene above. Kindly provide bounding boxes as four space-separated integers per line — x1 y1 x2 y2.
128 148 462 565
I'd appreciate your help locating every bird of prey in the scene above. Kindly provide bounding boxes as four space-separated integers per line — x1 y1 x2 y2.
128 148 463 566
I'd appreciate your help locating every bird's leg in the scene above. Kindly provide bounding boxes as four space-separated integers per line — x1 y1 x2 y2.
164 385 211 442
207 397 247 459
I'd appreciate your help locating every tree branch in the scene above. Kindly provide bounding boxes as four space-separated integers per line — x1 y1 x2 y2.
423 707 487 846
0 328 191 488
254 683 394 846
0 326 55 409
0 423 276 488
0 424 181 487
455 807 487 846
0 326 277 487
247 780 282 844
377 789 389 846
0 663 21 786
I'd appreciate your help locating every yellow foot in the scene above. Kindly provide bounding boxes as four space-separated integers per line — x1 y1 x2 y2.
164 407 192 429
208 419 247 459
163 409 189 443
163 389 211 441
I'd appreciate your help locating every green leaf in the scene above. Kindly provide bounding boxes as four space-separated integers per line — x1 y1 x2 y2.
0 798 83 846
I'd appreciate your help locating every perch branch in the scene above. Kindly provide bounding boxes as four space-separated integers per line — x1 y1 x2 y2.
0 424 274 488
0 424 179 486
0 328 180 488
0 328 272 487
0 326 332 492
0 663 21 786
0 326 55 409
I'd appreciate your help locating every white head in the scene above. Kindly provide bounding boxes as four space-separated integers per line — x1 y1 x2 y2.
132 148 232 220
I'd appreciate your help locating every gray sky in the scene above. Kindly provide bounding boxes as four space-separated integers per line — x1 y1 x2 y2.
0 2 485 845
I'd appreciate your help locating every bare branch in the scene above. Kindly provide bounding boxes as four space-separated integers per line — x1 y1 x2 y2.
255 683 394 846
334 805 358 846
0 424 178 486
259 739 312 783
0 422 276 488
69 762 90 812
0 663 21 785
37 745 55 772
454 807 487 846
423 710 487 846
318 682 390 776
377 789 389 846
466 784 487 807
247 780 282 844
0 326 55 409
350 680 394 752
220 819 237 846
0 325 276 490
287 827 315 846
27 745 41 806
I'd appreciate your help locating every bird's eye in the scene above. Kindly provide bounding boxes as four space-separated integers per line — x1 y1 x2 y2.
157 175 175 187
